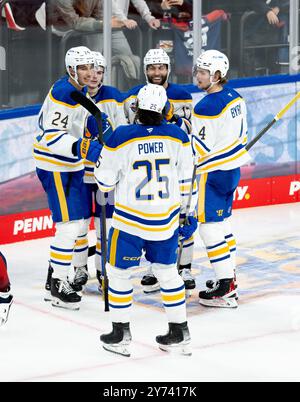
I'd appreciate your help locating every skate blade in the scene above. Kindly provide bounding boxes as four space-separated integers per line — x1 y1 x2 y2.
158 343 192 356
51 298 80 311
0 298 13 327
199 296 238 309
185 289 194 298
44 290 52 302
143 285 160 294
102 344 131 357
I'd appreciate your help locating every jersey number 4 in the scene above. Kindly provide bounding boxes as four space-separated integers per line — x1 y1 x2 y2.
133 159 170 201
199 126 206 140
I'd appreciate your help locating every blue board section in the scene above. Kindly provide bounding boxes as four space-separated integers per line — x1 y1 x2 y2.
0 104 42 121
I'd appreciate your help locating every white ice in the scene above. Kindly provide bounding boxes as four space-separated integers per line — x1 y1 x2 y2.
0 203 300 382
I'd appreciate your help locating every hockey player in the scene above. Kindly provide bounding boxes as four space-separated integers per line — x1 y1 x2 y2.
33 46 107 310
0 252 13 326
94 84 198 357
123 48 195 295
72 51 126 291
192 50 250 308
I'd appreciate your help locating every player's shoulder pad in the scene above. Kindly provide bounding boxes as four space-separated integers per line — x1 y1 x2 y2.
50 76 88 107
161 123 190 145
123 84 144 101
96 85 125 103
167 83 193 101
194 87 241 118
104 125 136 149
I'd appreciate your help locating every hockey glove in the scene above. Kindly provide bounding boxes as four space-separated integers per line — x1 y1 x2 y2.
179 216 198 241
75 138 102 163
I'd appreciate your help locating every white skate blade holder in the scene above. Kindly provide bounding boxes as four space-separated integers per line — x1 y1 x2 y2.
44 290 53 303
102 343 131 357
159 342 192 357
51 298 80 311
185 289 193 298
199 296 238 309
0 297 13 327
143 283 160 294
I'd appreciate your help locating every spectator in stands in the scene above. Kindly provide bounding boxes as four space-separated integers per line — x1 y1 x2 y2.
111 0 161 84
113 0 161 30
244 0 289 75
50 0 141 85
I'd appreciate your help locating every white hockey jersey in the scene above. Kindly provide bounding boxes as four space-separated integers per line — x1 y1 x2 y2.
94 122 197 241
92 85 127 129
33 76 88 173
192 87 251 173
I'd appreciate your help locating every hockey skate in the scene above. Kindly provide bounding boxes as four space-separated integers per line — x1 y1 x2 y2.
44 264 53 302
71 265 89 292
51 278 81 310
206 272 238 300
179 264 196 297
199 278 238 308
141 267 160 294
156 322 192 356
0 291 13 326
100 322 132 357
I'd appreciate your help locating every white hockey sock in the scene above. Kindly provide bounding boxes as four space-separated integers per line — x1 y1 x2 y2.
199 222 234 280
72 219 90 268
223 219 237 271
107 264 133 324
152 263 187 323
179 236 194 266
50 220 84 280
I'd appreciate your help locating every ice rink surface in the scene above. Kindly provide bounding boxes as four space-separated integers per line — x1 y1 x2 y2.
1 203 300 382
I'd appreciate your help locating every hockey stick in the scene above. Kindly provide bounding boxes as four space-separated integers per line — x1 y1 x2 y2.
246 91 300 151
70 90 109 312
177 161 198 269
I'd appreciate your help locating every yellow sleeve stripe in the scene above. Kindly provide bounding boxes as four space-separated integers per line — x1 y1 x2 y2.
115 202 180 218
49 91 81 109
34 156 83 168
124 95 137 103
97 99 123 106
169 99 193 104
45 133 62 141
200 149 248 172
193 97 242 120
195 143 207 157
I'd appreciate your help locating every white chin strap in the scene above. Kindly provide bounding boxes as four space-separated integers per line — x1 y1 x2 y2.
68 67 81 87
204 75 220 91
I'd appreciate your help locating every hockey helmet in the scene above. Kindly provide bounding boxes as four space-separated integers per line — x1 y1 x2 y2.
144 48 171 81
65 46 94 85
195 49 229 78
93 51 107 71
137 84 168 114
